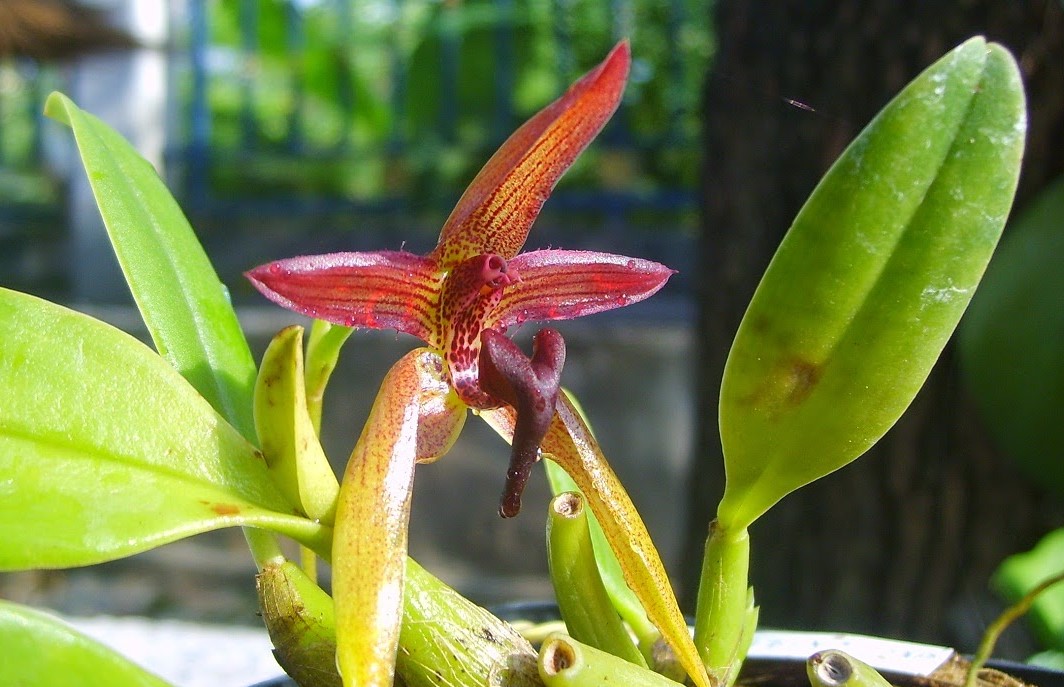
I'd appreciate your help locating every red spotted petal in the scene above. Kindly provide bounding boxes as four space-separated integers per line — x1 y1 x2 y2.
411 350 467 465
245 251 443 345
491 249 675 329
430 41 630 268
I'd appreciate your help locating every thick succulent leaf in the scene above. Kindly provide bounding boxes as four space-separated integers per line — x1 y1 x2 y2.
333 348 459 687
717 37 1026 531
246 251 442 345
959 175 1064 494
493 250 675 328
480 400 712 687
0 600 174 687
254 325 340 524
430 41 630 268
0 289 328 569
45 92 257 441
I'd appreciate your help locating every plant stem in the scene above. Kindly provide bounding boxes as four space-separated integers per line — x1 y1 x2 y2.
547 491 647 668
244 527 285 571
545 452 660 656
807 650 893 687
539 633 685 687
399 558 541 687
964 569 1064 687
257 559 342 687
693 520 756 687
299 545 318 580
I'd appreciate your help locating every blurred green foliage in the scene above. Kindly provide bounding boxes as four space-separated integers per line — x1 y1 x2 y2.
0 61 61 205
993 529 1064 666
199 0 714 207
959 175 1064 495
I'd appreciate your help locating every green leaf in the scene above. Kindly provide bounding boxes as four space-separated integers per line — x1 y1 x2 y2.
0 289 330 570
717 37 1026 531
0 599 174 687
959 175 1064 494
993 528 1064 653
44 92 258 441
254 325 340 524
1029 651 1064 671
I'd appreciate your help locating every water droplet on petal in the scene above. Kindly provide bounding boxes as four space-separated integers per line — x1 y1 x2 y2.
615 295 630 306
625 259 637 269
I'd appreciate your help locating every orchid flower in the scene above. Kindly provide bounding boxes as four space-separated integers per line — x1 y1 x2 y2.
247 41 711 687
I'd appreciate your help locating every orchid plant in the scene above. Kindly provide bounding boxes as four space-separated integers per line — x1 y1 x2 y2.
243 40 713 687
0 36 1027 687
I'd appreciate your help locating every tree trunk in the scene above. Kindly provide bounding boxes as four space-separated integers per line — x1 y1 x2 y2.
685 0 1064 651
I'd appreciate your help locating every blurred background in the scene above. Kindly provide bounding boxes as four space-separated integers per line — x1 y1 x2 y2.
1 0 1062 662
1 0 709 303
0 0 712 639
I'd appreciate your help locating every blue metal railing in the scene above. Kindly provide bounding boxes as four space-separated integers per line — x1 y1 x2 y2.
179 0 705 218
0 0 710 304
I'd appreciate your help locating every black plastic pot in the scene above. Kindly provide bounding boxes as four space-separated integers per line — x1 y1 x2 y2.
247 601 1064 687
249 659 1064 687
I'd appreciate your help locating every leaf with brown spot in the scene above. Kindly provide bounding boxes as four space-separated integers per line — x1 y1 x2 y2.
0 289 331 571
718 37 1026 531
